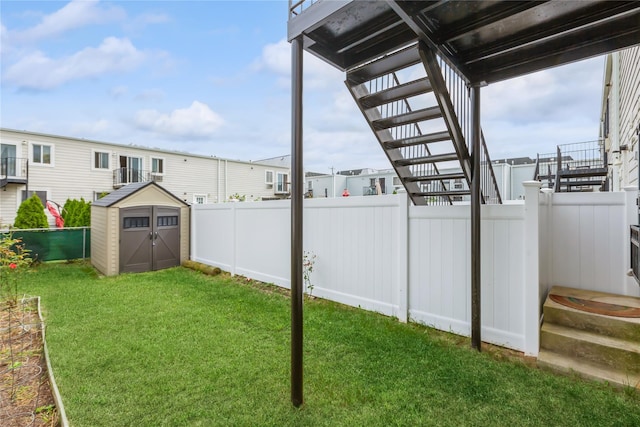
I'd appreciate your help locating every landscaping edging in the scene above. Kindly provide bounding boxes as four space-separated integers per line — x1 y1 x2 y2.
35 297 69 427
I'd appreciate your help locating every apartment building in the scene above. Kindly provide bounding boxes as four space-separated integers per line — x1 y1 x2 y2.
601 46 640 191
0 128 290 227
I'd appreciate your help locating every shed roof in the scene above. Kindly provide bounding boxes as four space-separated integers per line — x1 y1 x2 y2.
93 181 188 208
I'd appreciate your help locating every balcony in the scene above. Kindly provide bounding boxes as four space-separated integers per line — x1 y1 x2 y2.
1 157 28 188
113 168 159 188
535 141 608 192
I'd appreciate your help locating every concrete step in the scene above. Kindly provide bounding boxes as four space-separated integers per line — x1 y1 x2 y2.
543 286 640 342
538 349 640 390
540 322 640 375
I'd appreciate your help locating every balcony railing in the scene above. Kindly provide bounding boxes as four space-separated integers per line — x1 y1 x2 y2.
1 157 28 186
113 168 152 188
535 140 607 189
631 225 639 284
289 0 318 17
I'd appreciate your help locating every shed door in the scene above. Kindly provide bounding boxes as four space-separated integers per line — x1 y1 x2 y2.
153 206 180 270
120 206 181 273
120 206 153 273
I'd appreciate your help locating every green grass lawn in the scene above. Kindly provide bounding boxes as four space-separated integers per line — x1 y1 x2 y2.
18 262 640 426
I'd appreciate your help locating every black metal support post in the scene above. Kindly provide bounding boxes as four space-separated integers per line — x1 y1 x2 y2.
290 36 304 407
471 84 481 351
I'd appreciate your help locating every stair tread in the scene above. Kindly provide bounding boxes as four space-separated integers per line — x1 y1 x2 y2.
347 44 421 85
359 78 432 108
541 322 640 353
559 168 608 178
547 286 640 311
404 172 467 182
373 107 442 129
383 131 451 149
412 190 470 197
538 349 640 389
394 152 459 166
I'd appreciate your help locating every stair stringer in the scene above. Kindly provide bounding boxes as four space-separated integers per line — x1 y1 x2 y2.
347 82 428 205
418 44 472 191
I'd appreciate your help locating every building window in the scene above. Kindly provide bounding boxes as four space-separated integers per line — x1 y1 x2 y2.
21 190 47 205
94 151 110 169
123 216 150 229
275 172 289 194
1 144 17 176
193 194 207 204
151 157 164 175
32 143 52 165
265 170 274 185
157 215 178 227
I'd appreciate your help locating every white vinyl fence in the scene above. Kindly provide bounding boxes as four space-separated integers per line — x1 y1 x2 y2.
191 183 640 356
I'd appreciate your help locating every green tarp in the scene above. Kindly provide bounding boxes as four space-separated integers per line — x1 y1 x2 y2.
3 228 90 262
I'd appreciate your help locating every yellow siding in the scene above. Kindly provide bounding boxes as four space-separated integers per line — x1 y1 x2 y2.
107 208 119 276
113 186 186 209
90 206 108 275
180 206 190 262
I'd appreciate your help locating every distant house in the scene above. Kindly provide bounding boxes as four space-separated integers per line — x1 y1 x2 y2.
601 45 640 191
306 159 537 201
0 128 290 227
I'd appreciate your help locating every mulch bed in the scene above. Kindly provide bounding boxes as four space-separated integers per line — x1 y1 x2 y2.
1 298 59 426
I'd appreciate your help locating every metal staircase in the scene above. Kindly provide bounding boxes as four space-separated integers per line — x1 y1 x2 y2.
534 141 608 192
345 42 501 206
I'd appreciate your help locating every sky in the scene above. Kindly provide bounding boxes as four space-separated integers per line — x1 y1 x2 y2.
1 0 606 173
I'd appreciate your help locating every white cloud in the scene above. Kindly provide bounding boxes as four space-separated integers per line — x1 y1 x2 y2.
0 23 7 54
124 12 170 34
69 119 110 136
9 0 125 45
3 37 147 89
254 39 343 89
134 101 224 139
110 85 128 99
134 89 165 103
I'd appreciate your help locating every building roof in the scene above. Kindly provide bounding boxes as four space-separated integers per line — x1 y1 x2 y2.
0 127 289 170
92 181 188 208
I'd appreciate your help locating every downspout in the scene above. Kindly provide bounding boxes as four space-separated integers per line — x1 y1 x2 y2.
217 158 221 202
224 160 228 201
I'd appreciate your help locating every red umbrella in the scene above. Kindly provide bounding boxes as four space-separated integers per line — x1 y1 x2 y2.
46 201 64 229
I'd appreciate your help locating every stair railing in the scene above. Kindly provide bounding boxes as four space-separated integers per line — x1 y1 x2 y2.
435 55 502 204
365 68 451 205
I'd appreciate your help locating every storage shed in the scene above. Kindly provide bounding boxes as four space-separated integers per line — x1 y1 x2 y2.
91 181 190 276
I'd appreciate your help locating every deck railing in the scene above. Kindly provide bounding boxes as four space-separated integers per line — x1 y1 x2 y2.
113 168 151 188
631 225 640 284
436 56 502 204
535 140 606 184
1 157 28 180
289 0 319 17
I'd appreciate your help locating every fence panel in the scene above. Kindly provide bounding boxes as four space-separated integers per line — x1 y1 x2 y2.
407 204 527 350
191 195 533 352
3 228 91 262
304 196 402 317
539 190 638 297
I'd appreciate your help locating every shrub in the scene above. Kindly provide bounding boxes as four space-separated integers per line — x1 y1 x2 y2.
14 195 48 229
0 233 32 305
62 198 91 227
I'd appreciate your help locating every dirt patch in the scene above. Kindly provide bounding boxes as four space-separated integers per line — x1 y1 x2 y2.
1 299 59 426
